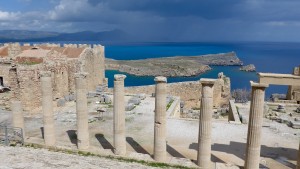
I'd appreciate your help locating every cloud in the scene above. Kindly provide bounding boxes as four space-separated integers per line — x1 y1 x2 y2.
0 11 20 21
1 0 300 41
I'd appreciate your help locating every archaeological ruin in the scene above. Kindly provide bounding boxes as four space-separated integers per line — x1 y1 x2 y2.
0 42 106 111
0 42 299 169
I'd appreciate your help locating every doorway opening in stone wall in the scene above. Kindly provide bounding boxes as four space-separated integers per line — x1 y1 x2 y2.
0 77 3 86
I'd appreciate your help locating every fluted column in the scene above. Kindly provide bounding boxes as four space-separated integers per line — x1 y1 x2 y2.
154 76 167 162
11 100 25 138
40 71 55 146
113 74 126 155
244 81 268 169
297 141 300 169
75 72 89 150
197 78 215 168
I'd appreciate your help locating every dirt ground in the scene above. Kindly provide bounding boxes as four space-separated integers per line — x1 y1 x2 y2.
0 94 299 169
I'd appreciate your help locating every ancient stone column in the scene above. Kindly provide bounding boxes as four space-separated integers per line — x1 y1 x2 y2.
197 78 216 168
297 141 300 169
244 81 268 169
75 72 89 150
11 100 25 138
113 74 126 155
154 76 167 162
41 71 55 146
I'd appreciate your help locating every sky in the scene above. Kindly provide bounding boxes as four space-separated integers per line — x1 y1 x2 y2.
0 0 300 42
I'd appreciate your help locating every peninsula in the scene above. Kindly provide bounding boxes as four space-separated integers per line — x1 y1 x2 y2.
105 51 243 77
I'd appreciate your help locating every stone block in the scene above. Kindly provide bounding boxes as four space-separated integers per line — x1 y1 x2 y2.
99 96 105 103
57 98 66 107
135 93 146 100
277 116 290 124
69 94 75 101
103 95 111 103
126 103 135 111
87 91 97 98
96 86 104 92
128 97 141 105
64 95 70 102
291 121 300 129
240 115 247 124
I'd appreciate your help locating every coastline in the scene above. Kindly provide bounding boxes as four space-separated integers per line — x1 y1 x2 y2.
105 51 242 77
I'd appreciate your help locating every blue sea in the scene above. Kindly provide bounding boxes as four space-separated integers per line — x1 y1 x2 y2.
103 42 300 97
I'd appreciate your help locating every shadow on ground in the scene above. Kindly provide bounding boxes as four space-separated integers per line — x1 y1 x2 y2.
189 141 297 168
66 130 77 146
126 137 150 155
95 134 114 151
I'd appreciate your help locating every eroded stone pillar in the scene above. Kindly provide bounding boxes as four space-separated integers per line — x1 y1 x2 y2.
113 74 126 155
197 78 216 169
244 81 268 169
197 78 215 168
297 141 300 169
154 76 167 162
75 72 89 150
11 100 25 138
41 71 55 146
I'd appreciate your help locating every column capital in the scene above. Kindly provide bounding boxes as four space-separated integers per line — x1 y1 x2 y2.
250 81 269 88
75 72 88 79
40 71 51 77
154 76 167 83
114 74 126 81
200 78 216 86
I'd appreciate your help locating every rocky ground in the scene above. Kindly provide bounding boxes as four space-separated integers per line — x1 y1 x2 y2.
105 52 242 77
0 146 157 169
0 94 299 169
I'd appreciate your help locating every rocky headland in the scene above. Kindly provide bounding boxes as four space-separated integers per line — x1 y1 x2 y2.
105 51 242 77
239 64 256 72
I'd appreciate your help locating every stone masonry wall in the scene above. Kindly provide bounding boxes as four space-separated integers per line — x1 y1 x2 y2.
5 43 106 111
0 60 11 86
108 76 231 109
287 66 300 101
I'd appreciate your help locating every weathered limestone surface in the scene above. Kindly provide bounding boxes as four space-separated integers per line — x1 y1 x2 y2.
297 142 300 169
154 76 167 162
41 71 56 146
0 43 106 111
228 100 241 124
244 81 269 169
11 100 25 138
113 74 126 155
197 78 215 168
75 72 89 150
287 66 300 101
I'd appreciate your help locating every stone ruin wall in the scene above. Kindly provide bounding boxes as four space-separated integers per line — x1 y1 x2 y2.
0 60 11 86
78 45 105 91
1 42 106 111
111 75 231 109
287 66 300 101
11 65 42 110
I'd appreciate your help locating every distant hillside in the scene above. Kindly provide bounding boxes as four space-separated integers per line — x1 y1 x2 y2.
0 29 129 42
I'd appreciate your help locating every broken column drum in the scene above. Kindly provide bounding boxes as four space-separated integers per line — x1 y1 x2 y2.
75 72 89 150
113 74 126 155
244 81 268 169
154 76 167 162
40 71 56 146
11 100 25 138
197 78 216 168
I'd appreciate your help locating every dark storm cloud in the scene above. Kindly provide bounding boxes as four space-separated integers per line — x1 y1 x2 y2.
103 0 241 19
1 0 300 41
